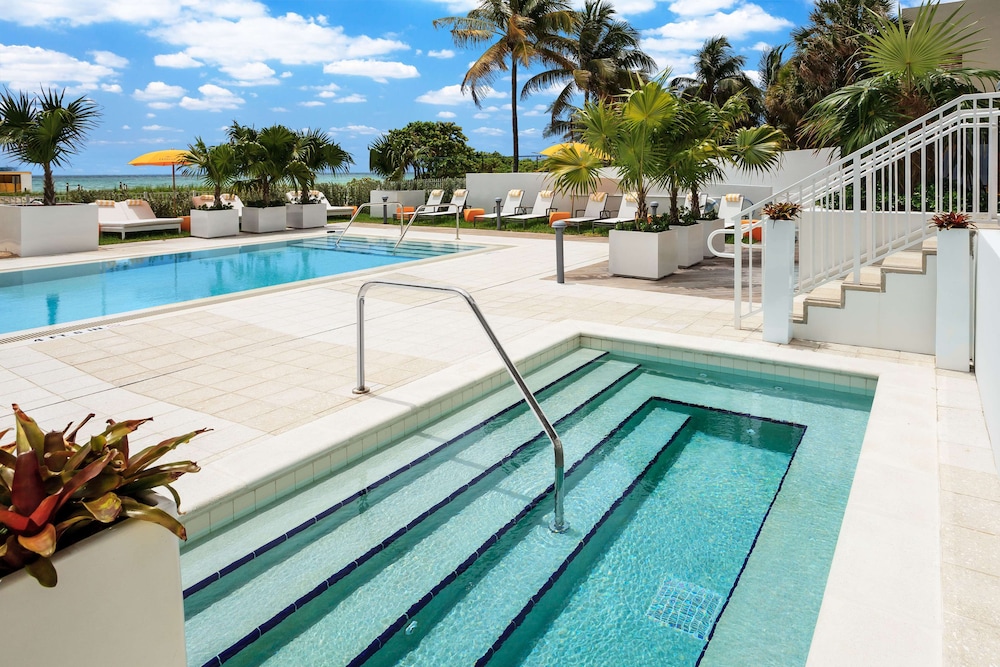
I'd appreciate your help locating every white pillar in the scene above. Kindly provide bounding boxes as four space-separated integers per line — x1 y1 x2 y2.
936 227 973 371
763 218 795 344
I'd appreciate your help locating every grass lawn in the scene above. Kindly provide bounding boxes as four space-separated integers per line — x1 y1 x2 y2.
347 213 611 238
99 230 191 245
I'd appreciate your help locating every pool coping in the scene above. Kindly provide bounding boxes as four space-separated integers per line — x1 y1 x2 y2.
173 319 940 666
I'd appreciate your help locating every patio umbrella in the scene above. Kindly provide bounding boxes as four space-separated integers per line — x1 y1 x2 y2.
539 142 609 160
128 149 189 189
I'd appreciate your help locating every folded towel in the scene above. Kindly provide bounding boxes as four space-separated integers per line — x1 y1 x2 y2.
430 189 444 198
453 189 467 197
539 190 553 198
95 199 116 206
591 192 607 202
725 194 741 202
126 199 145 206
509 189 522 197
624 193 637 203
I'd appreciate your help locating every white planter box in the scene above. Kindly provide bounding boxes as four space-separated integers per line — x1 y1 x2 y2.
190 208 240 238
0 203 98 256
609 229 678 279
241 206 287 233
936 227 973 371
286 202 326 229
0 496 186 667
674 224 704 268
701 218 724 258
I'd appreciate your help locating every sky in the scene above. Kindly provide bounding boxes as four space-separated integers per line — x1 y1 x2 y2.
0 0 921 174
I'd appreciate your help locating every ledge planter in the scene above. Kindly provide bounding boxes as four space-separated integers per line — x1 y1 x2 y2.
701 218 724 258
1 494 187 667
190 208 239 238
0 203 98 256
241 205 286 233
609 228 678 279
286 202 326 229
674 223 704 268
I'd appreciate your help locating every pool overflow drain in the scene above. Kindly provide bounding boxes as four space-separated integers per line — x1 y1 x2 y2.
646 577 724 641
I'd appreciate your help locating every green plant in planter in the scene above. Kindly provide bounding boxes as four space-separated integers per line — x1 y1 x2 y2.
762 201 802 220
182 138 237 209
616 213 670 233
0 405 204 587
929 210 975 230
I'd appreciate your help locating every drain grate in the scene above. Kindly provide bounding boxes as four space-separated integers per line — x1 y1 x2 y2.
646 577 724 641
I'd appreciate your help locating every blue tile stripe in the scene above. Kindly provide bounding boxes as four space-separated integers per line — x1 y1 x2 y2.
184 352 612 599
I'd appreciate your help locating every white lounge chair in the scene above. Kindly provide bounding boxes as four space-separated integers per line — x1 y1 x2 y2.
286 190 353 217
717 193 746 228
593 193 640 228
419 189 469 218
474 189 525 224
193 193 244 219
561 192 610 230
502 190 556 227
425 189 445 209
95 199 181 239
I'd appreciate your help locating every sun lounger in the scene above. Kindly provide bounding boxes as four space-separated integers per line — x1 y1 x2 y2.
474 189 525 224
717 194 747 228
593 193 640 228
419 189 469 219
561 192 610 230
502 190 556 227
94 199 181 238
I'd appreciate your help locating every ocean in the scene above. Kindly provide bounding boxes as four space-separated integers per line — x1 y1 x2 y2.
38 172 378 193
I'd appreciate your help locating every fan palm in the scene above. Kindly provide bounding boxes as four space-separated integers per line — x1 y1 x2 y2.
521 0 657 139
290 129 353 204
800 2 1000 153
434 0 576 172
181 139 237 209
0 88 100 205
670 37 758 110
227 122 298 206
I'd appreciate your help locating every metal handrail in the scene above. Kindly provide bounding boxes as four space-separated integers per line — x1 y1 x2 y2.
334 201 404 247
353 280 569 533
393 203 462 251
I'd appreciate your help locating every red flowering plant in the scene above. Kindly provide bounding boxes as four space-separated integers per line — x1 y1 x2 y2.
929 211 975 230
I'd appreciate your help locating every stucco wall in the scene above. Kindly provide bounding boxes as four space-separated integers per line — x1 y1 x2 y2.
902 0 1000 92
975 230 1000 468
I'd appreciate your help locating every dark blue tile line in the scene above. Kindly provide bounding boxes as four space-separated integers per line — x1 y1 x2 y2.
695 421 808 666
197 363 642 667
473 416 694 667
183 351 612 599
345 397 665 667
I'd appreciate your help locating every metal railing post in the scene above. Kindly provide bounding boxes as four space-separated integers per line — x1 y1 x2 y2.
353 280 569 533
495 197 503 231
553 220 566 283
382 195 388 225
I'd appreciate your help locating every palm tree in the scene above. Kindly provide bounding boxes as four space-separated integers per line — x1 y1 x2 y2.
0 88 100 205
434 0 576 172
289 129 353 205
182 139 238 209
521 0 657 139
670 37 758 110
227 122 298 206
800 2 1000 153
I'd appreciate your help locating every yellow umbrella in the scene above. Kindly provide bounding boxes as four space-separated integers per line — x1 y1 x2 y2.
539 142 609 160
128 149 190 189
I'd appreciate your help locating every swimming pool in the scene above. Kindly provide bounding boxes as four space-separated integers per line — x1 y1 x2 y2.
180 347 872 666
0 235 477 335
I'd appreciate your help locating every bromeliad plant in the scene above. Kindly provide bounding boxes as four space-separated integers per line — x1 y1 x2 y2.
762 201 802 220
930 211 975 230
0 405 204 587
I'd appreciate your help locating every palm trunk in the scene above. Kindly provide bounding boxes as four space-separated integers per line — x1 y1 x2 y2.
215 185 223 209
690 187 701 218
669 186 680 224
43 162 56 206
511 61 519 173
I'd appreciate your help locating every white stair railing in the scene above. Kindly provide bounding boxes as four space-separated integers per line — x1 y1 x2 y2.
734 92 1000 330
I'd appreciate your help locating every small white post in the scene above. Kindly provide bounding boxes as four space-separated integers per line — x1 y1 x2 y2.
763 218 795 344
936 227 973 371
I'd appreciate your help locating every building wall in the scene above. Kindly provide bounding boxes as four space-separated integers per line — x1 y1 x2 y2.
0 171 31 193
902 0 1000 92
975 230 1000 470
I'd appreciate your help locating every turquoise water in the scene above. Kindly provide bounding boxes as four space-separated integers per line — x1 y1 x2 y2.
180 350 872 667
0 236 475 334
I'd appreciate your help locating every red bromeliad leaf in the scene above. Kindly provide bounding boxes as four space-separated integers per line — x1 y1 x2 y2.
0 506 31 533
18 523 57 557
55 452 112 512
27 494 60 529
42 431 66 457
13 404 46 456
83 492 122 523
64 413 95 444
12 452 46 515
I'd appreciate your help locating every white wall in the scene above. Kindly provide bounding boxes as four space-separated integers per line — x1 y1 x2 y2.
976 230 1000 466
712 147 838 193
465 172 625 217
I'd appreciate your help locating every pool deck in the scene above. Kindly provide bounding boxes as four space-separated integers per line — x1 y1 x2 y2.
0 224 996 665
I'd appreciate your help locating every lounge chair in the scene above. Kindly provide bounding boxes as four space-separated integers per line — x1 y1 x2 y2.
286 190 353 217
193 193 244 219
502 190 556 227
593 193 640 228
94 199 181 239
561 192 610 230
474 189 525 224
419 189 469 219
717 194 754 229
425 189 445 209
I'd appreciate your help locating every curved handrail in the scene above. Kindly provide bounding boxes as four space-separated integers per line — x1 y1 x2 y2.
353 280 569 533
334 201 403 247
707 218 766 259
393 203 462 251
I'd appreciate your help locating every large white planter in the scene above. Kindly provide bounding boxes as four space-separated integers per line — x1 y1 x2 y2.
609 229 678 279
286 202 326 229
935 227 973 371
674 224 704 268
701 218 724 258
241 206 287 233
0 203 98 256
0 497 186 667
190 208 240 238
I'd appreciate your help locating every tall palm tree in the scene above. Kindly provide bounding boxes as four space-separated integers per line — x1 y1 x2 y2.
290 128 353 204
227 122 298 206
800 2 1000 153
0 88 100 205
670 37 757 109
521 0 657 139
182 139 238 208
434 0 576 172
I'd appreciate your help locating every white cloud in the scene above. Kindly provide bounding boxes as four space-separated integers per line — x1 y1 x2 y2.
148 101 174 109
473 127 504 137
101 83 123 93
133 81 186 103
121 124 131 130
437 111 457 119
0 44 119 90
0 0 266 27
667 0 736 16
271 106 289 112
280 71 293 78
178 84 244 111
142 124 180 131
318 90 338 98
154 52 203 68
524 104 548 117
416 83 504 106
329 124 381 135
90 50 128 68
323 59 419 83
299 100 325 107
749 41 770 52
220 61 278 86
333 94 367 103
519 128 540 137
427 49 455 59
146 112 156 118
474 112 491 119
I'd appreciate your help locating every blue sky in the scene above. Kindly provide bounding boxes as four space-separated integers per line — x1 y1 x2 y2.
0 0 917 174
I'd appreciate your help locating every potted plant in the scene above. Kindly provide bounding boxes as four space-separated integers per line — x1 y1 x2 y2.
929 210 975 231
1 405 204 664
757 200 802 243
230 122 294 233
183 138 240 238
608 215 678 279
0 88 101 256
287 128 353 229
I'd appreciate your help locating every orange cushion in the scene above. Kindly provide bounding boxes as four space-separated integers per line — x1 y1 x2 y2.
549 211 571 226
395 206 416 221
464 208 486 223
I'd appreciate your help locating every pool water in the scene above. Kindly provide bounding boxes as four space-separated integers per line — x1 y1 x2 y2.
0 235 476 334
180 348 872 667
